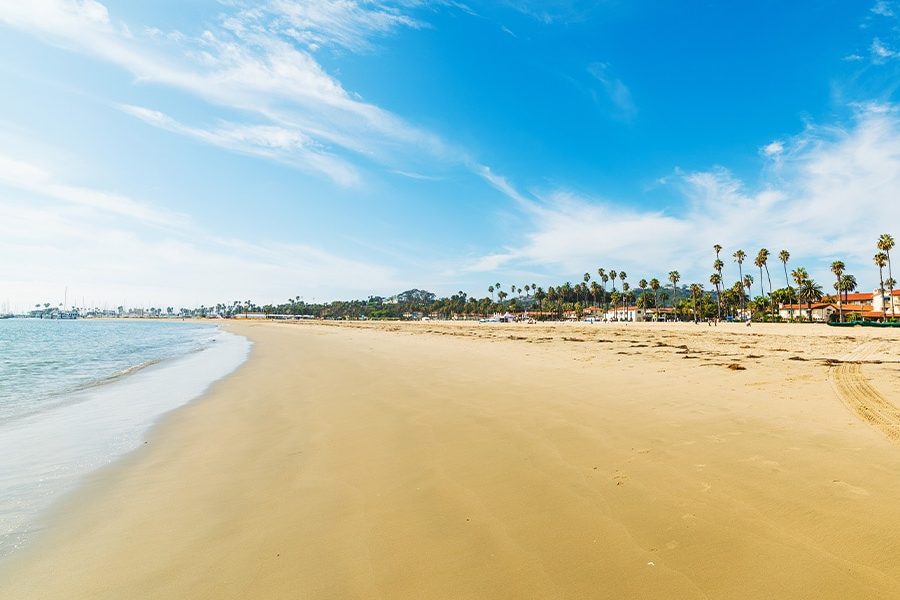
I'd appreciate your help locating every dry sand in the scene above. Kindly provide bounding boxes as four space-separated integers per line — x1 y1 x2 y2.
3 320 900 599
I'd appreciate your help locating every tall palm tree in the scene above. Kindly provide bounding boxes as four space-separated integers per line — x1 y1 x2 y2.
488 285 494 302
649 278 661 321
756 248 772 315
609 270 618 292
790 267 808 322
597 269 606 300
689 283 703 322
583 272 591 307
875 251 888 320
778 250 791 289
622 282 630 319
878 234 895 317
733 249 746 319
754 252 766 298
830 260 845 323
638 278 648 317
710 273 722 319
798 278 823 322
668 270 680 319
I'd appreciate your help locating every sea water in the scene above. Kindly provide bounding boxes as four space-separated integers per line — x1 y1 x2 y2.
0 319 250 559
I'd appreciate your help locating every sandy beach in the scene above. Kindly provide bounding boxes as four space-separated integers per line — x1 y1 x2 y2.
3 320 900 599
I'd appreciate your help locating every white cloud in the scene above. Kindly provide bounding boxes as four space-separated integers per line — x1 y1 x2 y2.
0 1 456 185
0 156 405 309
871 37 900 62
871 1 895 17
246 0 425 53
587 62 637 120
0 153 187 228
475 164 533 207
762 140 784 157
467 104 900 291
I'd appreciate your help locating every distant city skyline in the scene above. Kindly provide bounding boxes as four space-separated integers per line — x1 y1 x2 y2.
2 1 900 310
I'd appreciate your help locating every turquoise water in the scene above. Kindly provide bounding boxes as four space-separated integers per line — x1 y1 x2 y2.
0 319 217 422
0 319 250 560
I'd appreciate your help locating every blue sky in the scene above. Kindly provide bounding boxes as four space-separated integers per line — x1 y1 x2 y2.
2 0 900 309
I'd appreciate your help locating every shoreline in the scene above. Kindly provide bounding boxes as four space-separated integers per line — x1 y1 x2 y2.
0 323 250 563
3 320 900 598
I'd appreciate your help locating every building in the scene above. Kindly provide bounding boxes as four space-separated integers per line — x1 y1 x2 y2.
777 285 900 321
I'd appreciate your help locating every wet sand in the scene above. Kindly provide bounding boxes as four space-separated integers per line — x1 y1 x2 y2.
3 320 900 599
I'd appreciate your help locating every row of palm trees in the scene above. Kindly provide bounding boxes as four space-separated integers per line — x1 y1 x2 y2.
487 233 895 323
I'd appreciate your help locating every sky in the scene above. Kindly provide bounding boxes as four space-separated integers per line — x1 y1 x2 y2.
2 0 900 310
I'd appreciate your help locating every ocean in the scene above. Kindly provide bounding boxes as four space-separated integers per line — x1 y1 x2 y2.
0 319 250 560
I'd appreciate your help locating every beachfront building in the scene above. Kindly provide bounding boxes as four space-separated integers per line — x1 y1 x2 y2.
776 302 874 322
778 289 898 322
872 289 900 317
604 305 648 322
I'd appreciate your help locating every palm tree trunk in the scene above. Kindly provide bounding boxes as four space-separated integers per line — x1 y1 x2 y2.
654 290 659 322
888 250 895 318
836 275 843 323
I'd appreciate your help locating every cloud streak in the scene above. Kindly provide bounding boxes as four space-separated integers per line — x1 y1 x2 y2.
467 104 900 291
0 155 406 308
0 1 455 185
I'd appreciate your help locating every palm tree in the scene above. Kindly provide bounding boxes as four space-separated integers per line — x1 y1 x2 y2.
668 271 680 319
621 282 630 319
583 272 591 307
840 273 857 304
609 270 617 292
689 283 703 322
710 272 722 320
649 278 661 321
638 278 648 318
798 278 823 322
733 249 746 319
778 250 791 289
609 291 620 320
791 267 808 322
878 234 895 317
597 269 606 303
754 252 766 299
488 285 494 302
885 278 897 318
875 251 888 320
831 260 845 323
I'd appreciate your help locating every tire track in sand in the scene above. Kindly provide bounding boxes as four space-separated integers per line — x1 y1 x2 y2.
829 342 900 442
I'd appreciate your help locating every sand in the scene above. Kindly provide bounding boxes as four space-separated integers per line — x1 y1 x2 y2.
3 320 900 599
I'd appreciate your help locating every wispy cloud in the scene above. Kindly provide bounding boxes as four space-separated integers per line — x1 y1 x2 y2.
871 1 895 17
871 37 900 62
0 155 405 307
0 1 456 185
236 0 426 53
466 104 900 290
586 62 637 120
0 153 187 228
119 104 361 186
